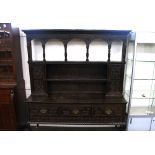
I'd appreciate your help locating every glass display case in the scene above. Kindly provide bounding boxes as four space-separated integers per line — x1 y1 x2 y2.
127 32 155 131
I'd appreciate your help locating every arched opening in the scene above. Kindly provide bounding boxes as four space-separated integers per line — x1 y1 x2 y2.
45 39 64 61
67 39 86 61
89 40 108 61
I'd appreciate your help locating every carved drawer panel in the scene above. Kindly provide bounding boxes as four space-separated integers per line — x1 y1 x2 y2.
92 104 126 123
29 103 91 122
93 104 125 116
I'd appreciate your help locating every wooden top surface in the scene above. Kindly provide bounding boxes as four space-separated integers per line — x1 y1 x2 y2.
26 94 127 104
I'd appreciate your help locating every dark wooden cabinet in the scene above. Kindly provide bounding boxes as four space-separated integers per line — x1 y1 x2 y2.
0 85 16 130
23 29 131 130
0 23 25 130
0 23 16 130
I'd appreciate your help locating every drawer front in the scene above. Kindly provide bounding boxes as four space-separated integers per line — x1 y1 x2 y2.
92 104 126 123
29 103 91 122
0 89 12 104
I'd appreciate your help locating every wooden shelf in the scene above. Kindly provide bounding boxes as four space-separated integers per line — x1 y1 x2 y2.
46 78 107 82
30 61 125 65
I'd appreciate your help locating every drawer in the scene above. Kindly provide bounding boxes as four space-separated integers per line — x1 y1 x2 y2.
92 104 126 123
93 104 126 116
0 89 12 104
29 103 91 122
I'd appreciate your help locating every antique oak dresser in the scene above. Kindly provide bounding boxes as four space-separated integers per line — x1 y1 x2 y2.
23 29 131 130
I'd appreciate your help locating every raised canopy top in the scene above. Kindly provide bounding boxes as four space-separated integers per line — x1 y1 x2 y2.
22 29 131 41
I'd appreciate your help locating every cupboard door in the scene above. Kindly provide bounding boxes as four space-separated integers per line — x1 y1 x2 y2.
0 89 12 104
128 117 152 131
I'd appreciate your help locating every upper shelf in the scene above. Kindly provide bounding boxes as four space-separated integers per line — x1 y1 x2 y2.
29 61 125 64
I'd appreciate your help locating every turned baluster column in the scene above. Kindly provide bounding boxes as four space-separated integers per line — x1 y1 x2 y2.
108 41 112 62
64 42 68 61
85 40 90 62
86 43 89 62
42 40 46 62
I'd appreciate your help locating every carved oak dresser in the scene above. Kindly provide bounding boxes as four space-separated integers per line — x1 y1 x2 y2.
23 29 131 130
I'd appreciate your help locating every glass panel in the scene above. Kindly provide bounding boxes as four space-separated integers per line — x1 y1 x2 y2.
45 40 64 61
134 61 155 79
31 40 43 61
110 41 122 61
127 42 135 60
130 106 150 115
131 98 153 107
89 40 108 61
132 80 155 99
151 99 155 111
136 43 155 61
126 60 133 77
67 39 86 61
124 75 131 96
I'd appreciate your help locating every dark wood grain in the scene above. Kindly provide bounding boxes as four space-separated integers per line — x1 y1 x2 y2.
0 23 26 130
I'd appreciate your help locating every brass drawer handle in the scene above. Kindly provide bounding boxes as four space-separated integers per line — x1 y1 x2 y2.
40 108 48 114
72 108 79 115
105 108 112 115
10 90 14 97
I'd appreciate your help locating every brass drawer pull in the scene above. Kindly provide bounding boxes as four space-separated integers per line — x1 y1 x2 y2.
105 108 112 115
10 90 14 97
40 108 48 114
72 108 79 115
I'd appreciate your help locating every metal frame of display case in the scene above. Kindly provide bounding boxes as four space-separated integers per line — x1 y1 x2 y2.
127 32 155 131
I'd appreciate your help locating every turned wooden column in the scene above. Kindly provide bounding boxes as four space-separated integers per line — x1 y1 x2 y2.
86 41 90 62
64 42 68 61
108 41 112 62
